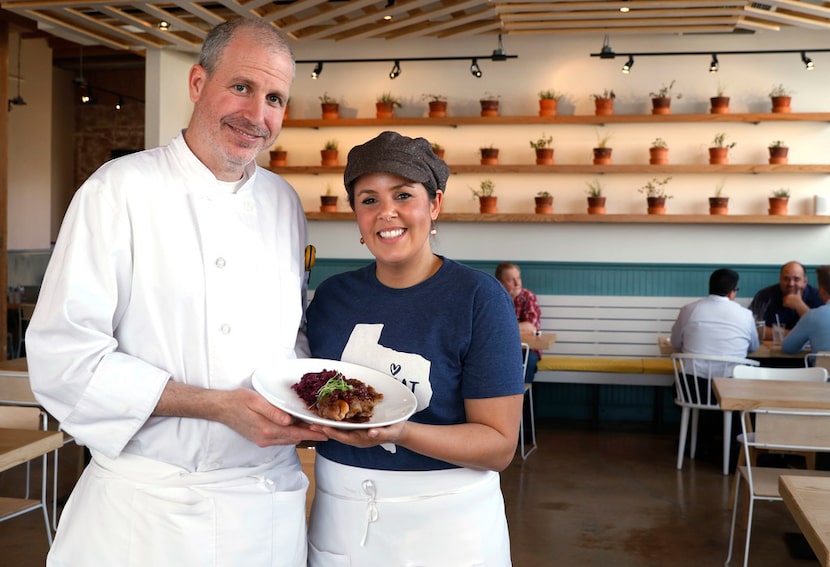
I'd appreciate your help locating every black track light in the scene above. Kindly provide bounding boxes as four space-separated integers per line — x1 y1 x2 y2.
8 34 27 111
311 62 323 79
621 56 634 74
599 35 616 59
470 58 482 78
802 51 814 70
115 96 123 111
389 60 401 79
709 54 719 73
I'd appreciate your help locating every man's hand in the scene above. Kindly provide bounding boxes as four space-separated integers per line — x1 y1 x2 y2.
782 292 809 317
154 381 328 447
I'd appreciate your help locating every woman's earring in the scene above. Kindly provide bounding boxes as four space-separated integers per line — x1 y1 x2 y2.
430 221 437 236
360 237 365 245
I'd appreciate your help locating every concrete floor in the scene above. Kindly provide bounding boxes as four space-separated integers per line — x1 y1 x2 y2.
0 421 816 566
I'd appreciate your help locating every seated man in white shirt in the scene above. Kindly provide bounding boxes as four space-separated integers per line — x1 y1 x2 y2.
671 268 760 360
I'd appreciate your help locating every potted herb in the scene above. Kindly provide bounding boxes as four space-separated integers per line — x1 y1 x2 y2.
534 191 554 214
319 92 340 119
479 92 500 117
431 142 445 160
538 89 564 117
709 181 729 215
768 140 789 164
591 89 616 116
649 80 681 115
649 138 669 165
320 184 339 212
585 179 606 214
471 179 497 213
269 145 287 167
320 139 339 166
529 133 554 165
422 94 448 118
709 133 736 165
376 92 402 119
769 84 792 113
480 144 500 165
593 131 613 165
710 84 730 114
769 187 790 215
638 176 673 215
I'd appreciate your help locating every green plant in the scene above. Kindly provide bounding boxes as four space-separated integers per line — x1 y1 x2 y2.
536 191 552 197
650 137 668 149
770 140 787 148
585 179 604 197
769 84 792 97
591 89 616 100
638 176 673 199
325 183 334 196
713 180 726 197
771 187 791 198
715 83 727 97
595 131 613 148
318 92 337 104
431 142 443 151
376 92 402 107
481 91 500 101
470 179 496 198
421 93 447 102
710 133 736 149
480 143 497 151
529 134 554 150
538 89 564 100
649 80 682 100
323 139 338 151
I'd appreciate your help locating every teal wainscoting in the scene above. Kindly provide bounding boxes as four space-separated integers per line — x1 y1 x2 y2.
310 259 804 426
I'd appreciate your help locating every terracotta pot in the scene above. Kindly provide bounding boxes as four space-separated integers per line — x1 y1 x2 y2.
708 147 729 165
587 196 606 214
594 98 614 116
480 99 500 117
768 146 789 164
428 100 448 118
646 196 667 215
320 149 339 166
651 97 672 115
432 148 445 160
376 102 395 119
535 148 554 165
538 98 558 117
649 147 669 165
320 195 338 212
710 96 730 114
709 197 729 215
480 148 499 165
771 96 792 114
534 196 554 214
768 197 789 215
478 195 498 213
321 102 339 120
593 147 612 165
269 150 287 167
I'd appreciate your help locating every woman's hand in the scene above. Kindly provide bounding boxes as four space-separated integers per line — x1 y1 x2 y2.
308 420 407 448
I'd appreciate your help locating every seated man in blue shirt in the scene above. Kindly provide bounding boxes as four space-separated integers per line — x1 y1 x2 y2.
749 261 823 336
782 265 830 355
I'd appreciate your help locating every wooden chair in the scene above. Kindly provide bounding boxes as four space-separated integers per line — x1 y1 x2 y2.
0 405 53 546
519 343 536 460
671 353 759 475
805 351 830 372
725 408 830 566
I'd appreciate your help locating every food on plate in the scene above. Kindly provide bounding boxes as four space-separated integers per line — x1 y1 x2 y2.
291 369 383 422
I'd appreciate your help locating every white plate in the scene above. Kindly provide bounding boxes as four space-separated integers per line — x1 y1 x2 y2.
252 358 417 430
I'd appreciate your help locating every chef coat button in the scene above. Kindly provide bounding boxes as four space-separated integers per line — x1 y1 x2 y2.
215 257 226 269
220 324 231 335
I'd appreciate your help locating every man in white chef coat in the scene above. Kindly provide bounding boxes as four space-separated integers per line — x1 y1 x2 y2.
26 17 326 566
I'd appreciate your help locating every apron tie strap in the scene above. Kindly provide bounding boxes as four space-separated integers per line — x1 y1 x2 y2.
360 480 379 547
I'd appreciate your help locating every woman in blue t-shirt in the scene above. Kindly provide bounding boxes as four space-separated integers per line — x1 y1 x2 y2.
305 131 524 566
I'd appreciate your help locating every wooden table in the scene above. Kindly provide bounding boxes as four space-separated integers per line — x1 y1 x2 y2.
750 340 806 360
520 332 556 351
780 475 830 566
0 358 34 405
714 377 830 411
0 427 62 473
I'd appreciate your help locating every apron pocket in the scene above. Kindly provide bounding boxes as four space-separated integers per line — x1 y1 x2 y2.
308 540 350 567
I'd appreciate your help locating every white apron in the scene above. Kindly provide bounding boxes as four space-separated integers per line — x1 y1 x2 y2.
308 455 512 567
48 450 309 567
